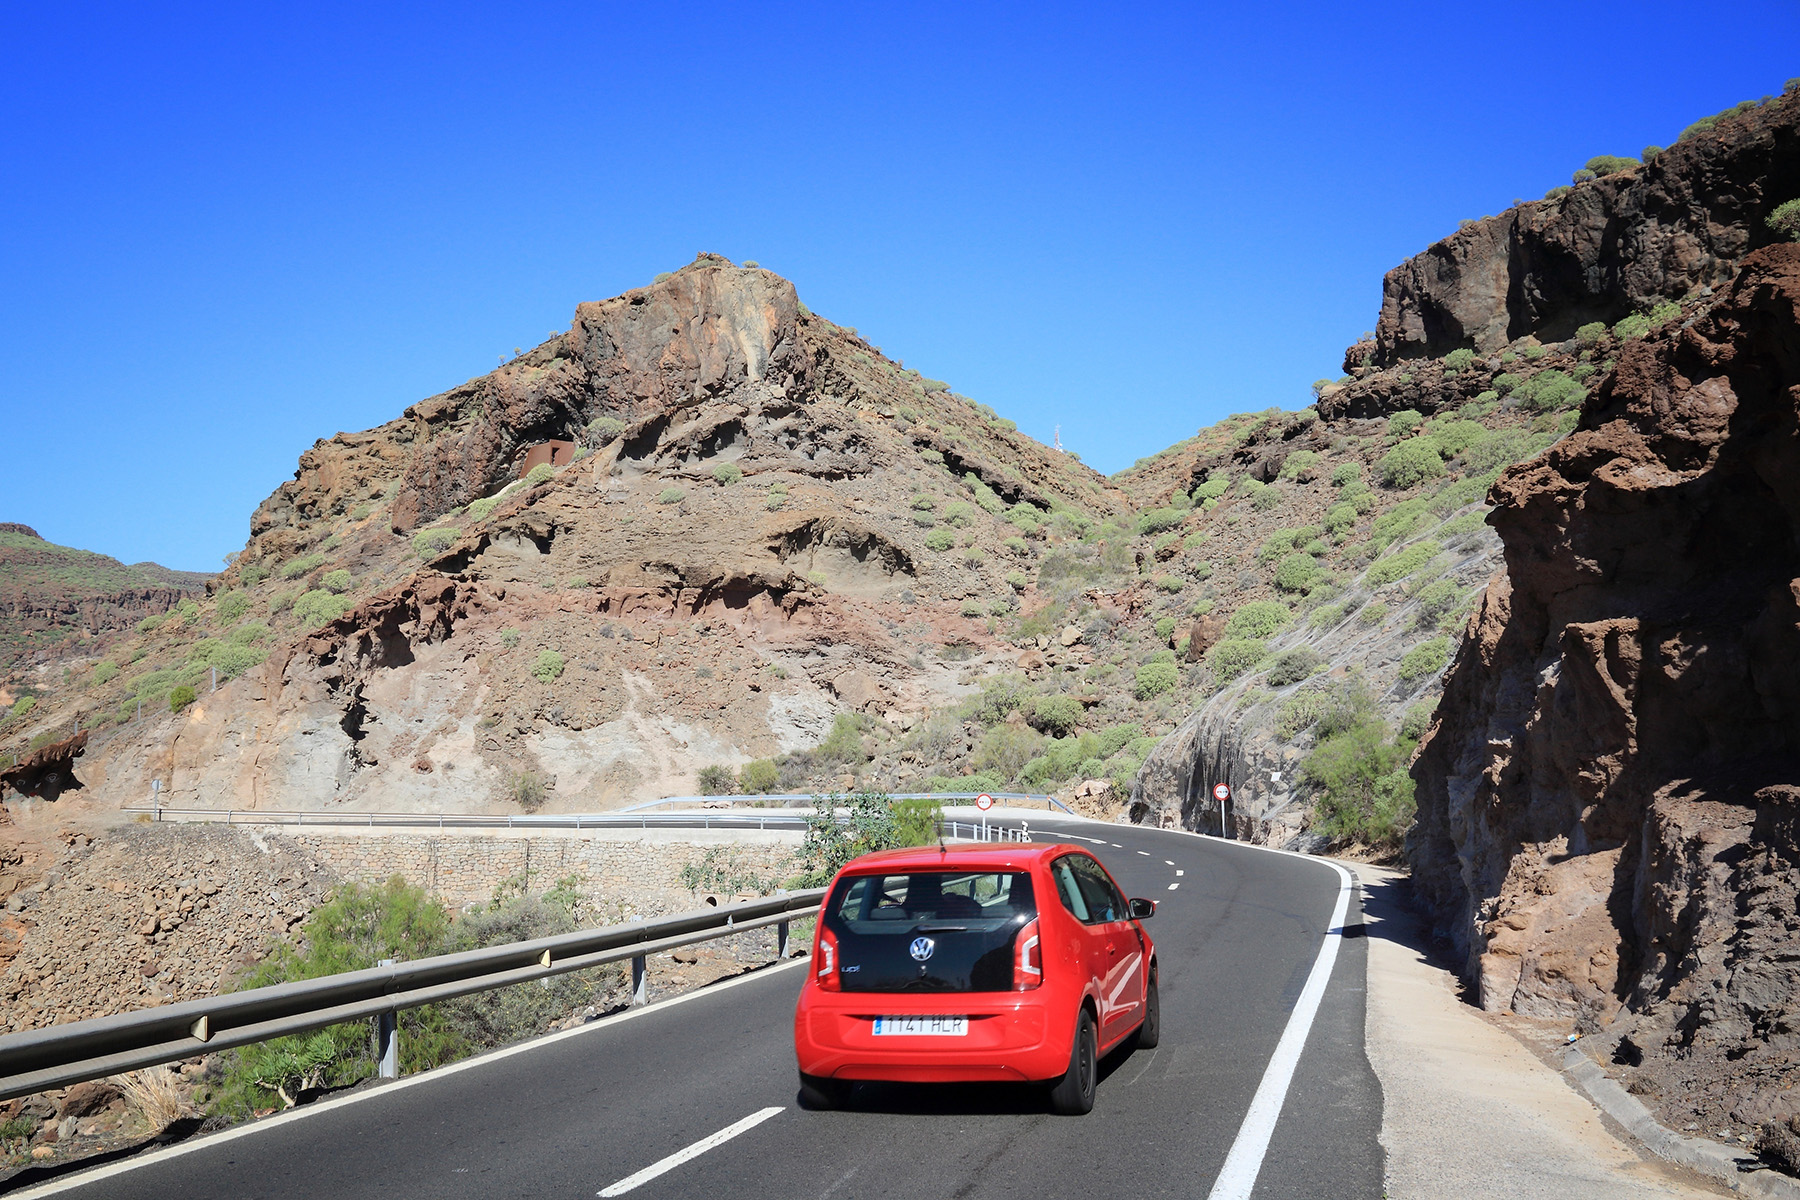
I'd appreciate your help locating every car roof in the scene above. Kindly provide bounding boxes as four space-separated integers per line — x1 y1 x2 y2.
835 842 1087 874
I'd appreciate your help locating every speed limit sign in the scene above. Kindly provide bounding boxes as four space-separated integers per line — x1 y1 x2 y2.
975 793 995 811
1212 783 1231 802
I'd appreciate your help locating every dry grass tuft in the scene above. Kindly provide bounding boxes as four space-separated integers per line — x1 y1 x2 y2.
112 1067 195 1131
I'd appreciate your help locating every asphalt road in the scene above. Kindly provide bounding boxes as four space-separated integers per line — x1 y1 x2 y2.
15 819 1382 1200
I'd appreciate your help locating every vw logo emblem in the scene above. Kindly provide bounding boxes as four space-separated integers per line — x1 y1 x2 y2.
909 936 936 962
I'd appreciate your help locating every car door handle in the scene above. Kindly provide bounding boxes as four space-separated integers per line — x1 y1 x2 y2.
1106 942 1118 956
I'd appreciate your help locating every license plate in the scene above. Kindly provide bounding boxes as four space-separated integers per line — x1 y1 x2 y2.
872 1015 969 1036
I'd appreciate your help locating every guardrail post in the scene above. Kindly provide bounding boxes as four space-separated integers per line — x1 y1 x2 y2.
776 919 790 960
631 955 648 1006
374 959 399 1080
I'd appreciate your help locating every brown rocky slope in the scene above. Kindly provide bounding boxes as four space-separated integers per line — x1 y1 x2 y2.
1412 243 1800 1142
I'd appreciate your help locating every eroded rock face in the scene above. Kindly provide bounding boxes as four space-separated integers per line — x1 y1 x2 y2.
1412 245 1800 1128
1371 100 1800 364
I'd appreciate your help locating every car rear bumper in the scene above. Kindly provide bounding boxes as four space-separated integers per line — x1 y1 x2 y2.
794 992 1070 1083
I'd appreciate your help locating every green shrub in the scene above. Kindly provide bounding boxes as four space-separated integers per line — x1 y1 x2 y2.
965 474 1006 515
924 528 955 551
1367 540 1442 586
229 620 269 645
1135 507 1186 536
1771 198 1800 242
1641 144 1663 162
531 649 565 682
1278 450 1320 481
322 569 352 594
1513 369 1584 411
1154 615 1178 641
1323 501 1358 535
1266 648 1324 687
412 528 459 559
943 501 979 528
1426 419 1488 459
1442 348 1475 374
1303 718 1416 850
697 764 737 796
818 713 870 765
8 696 37 722
1309 603 1345 630
1154 574 1185 593
1207 639 1268 682
910 494 936 511
1192 477 1230 501
92 659 119 685
1397 637 1451 684
1030 695 1083 737
469 496 501 519
1003 536 1030 555
1133 661 1180 700
739 759 780 793
912 512 937 528
1330 463 1362 487
1400 700 1438 741
498 626 521 649
1386 410 1424 439
282 553 327 579
1253 487 1284 512
1272 553 1320 593
712 462 743 485
1612 311 1651 341
766 493 786 511
1411 579 1464 628
293 589 349 628
215 590 251 623
657 487 685 505
1005 570 1028 591
919 448 945 465
1006 506 1043 532
525 463 555 487
1358 601 1389 626
1576 321 1608 347
1585 154 1638 177
169 685 197 713
1377 439 1447 489
960 600 984 617
1226 600 1291 639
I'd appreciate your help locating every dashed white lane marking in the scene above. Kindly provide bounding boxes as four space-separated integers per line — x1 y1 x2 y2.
1176 870 1185 877
1137 850 1151 856
599 1106 785 1196
1165 860 1175 866
1168 882 1180 891
1110 842 1123 848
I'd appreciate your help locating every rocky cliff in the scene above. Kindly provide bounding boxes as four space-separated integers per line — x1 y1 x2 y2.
1369 97 1799 366
1412 243 1800 1139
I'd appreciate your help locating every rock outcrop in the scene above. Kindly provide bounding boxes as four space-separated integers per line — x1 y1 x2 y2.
1371 98 1800 365
1412 244 1800 1135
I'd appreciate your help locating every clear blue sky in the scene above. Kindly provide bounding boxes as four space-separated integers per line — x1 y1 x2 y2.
3 2 1796 571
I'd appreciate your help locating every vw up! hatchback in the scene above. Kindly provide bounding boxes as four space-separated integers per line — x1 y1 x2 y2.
792 842 1158 1115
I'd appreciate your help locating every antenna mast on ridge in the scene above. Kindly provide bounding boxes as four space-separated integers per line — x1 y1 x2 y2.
1053 425 1063 453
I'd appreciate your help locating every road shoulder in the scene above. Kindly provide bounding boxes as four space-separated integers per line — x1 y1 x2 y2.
1346 862 1737 1200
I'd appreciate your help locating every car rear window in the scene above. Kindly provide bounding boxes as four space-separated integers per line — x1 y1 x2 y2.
825 870 1037 993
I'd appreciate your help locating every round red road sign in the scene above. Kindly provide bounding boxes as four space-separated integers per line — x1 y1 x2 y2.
1212 783 1231 801
976 793 995 811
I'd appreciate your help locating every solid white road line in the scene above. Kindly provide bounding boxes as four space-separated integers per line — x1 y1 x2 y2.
598 1106 785 1196
1205 860 1354 1200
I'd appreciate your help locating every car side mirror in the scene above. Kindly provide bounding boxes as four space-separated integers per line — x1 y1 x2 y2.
1128 897 1156 920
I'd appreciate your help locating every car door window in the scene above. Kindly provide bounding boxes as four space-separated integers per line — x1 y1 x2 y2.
1071 856 1124 924
1050 856 1092 922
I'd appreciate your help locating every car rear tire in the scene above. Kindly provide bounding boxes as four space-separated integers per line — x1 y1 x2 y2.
797 1072 848 1111
1134 969 1160 1050
1048 1008 1097 1115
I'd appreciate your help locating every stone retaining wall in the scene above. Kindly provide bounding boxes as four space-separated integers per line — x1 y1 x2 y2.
275 831 800 917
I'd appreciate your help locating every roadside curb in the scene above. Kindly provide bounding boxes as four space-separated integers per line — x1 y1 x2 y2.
1556 1046 1800 1198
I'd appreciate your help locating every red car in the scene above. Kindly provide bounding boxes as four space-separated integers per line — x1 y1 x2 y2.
792 841 1158 1115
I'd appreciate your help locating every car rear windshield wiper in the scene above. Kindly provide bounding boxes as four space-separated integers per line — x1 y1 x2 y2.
913 922 970 932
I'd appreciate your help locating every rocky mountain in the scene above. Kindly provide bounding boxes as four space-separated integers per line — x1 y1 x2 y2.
0 524 210 676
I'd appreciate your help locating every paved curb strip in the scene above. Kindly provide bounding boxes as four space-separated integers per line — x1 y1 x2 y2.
1557 1046 1800 1198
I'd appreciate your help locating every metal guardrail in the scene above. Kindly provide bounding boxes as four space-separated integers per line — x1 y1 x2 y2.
619 792 1074 814
123 807 816 832
0 889 825 1104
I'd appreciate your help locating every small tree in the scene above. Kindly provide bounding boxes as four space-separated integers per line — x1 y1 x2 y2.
1770 198 1800 242
697 765 737 796
169 685 196 713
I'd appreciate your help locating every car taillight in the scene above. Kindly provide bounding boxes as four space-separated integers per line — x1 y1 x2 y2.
816 925 841 991
1013 917 1042 991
